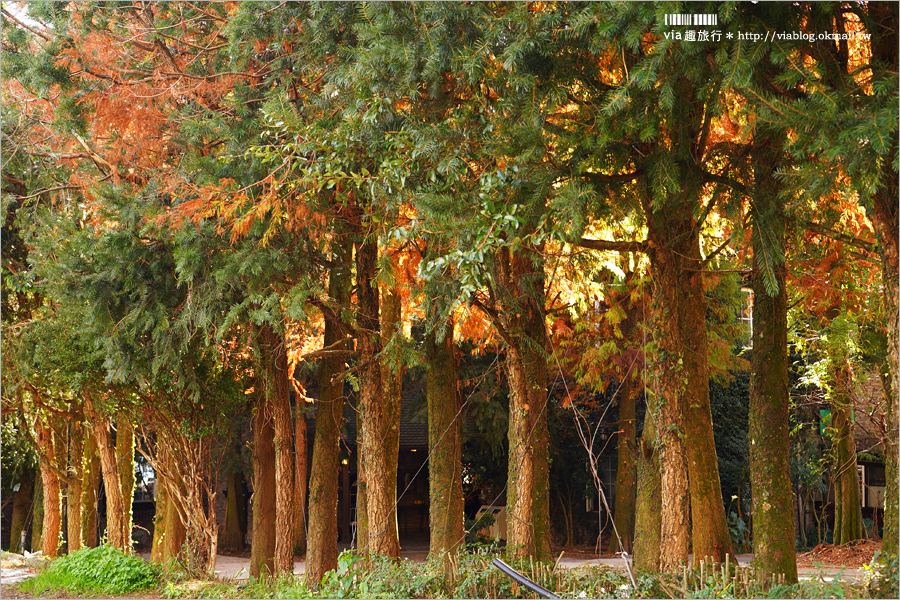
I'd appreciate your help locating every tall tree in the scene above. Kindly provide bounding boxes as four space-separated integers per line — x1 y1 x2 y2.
748 130 797 582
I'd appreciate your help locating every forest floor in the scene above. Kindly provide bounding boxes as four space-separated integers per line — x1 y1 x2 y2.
0 540 881 598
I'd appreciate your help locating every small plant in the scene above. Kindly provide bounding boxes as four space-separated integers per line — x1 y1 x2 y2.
464 510 497 545
864 551 899 599
727 511 752 553
20 544 158 596
320 549 366 598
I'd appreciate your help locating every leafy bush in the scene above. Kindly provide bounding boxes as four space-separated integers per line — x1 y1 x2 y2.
21 544 158 596
864 551 899 599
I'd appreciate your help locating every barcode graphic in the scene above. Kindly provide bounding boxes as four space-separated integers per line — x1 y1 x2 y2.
665 13 718 26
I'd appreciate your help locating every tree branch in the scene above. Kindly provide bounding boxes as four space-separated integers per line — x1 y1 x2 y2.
577 238 647 254
798 219 878 255
582 170 644 186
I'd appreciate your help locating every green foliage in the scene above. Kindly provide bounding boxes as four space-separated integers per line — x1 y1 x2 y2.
727 510 752 554
0 418 38 500
20 544 159 596
157 553 874 599
710 373 750 507
864 551 900 599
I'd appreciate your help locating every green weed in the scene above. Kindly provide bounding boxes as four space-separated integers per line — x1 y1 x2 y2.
20 544 158 596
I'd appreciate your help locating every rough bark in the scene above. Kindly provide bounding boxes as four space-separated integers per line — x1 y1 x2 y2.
85 394 126 551
495 245 552 560
749 137 797 582
251 383 277 578
646 197 734 569
36 416 62 558
831 379 865 545
164 479 186 561
116 416 135 551
633 411 661 572
426 316 465 572
9 468 34 553
867 2 899 552
258 323 296 575
32 472 43 552
356 239 400 557
293 412 308 555
608 373 637 554
82 427 101 548
306 247 350 584
646 241 690 571
380 287 403 554
66 417 84 554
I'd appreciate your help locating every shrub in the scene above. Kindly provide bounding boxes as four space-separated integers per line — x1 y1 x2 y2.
20 544 158 596
864 551 899 599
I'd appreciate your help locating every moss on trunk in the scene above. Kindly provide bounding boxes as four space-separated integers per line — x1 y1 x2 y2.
646 195 734 569
306 248 350 584
633 409 661 572
66 417 84 554
494 244 551 560
380 287 403 555
832 400 865 545
356 239 400 558
258 323 296 575
293 413 308 556
608 374 637 554
426 316 464 573
82 427 101 548
151 464 168 563
250 385 276 578
749 136 797 583
116 417 135 551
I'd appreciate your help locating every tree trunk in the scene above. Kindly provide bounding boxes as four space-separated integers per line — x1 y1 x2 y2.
250 386 276 578
749 137 797 582
152 463 168 563
32 471 43 552
82 427 101 548
608 373 637 554
164 480 186 561
9 468 35 553
306 247 350 585
66 417 84 554
356 239 400 558
222 469 246 551
426 316 465 572
633 410 661 572
381 287 403 555
646 243 690 571
84 395 126 551
293 412 308 555
646 199 734 569
495 245 552 560
31 474 44 552
259 323 296 575
116 416 135 551
868 0 899 554
831 384 865 545
36 416 62 558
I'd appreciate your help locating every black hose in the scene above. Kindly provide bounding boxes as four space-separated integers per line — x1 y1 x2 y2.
491 558 562 600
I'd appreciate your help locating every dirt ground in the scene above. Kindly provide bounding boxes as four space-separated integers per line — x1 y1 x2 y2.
796 538 881 569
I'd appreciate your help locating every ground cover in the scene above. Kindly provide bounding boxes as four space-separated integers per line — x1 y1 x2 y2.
2 543 896 599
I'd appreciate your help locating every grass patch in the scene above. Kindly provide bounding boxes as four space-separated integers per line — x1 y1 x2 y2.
20 544 159 597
